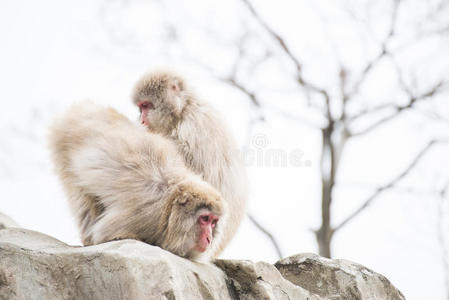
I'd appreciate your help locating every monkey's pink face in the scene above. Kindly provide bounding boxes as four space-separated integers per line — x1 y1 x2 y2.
137 100 154 128
137 98 175 134
136 84 184 133
196 212 219 253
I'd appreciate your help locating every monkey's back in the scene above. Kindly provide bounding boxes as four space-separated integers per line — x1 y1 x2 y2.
49 102 187 245
175 100 249 256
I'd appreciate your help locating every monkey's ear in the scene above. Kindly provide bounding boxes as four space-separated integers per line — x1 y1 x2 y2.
176 195 189 206
171 185 191 207
167 77 186 114
169 77 185 93
170 83 179 92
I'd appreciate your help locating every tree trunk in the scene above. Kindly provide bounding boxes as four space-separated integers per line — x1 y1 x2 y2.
316 125 336 258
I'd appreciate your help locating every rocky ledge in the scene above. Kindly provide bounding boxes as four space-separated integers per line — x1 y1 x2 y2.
0 214 404 300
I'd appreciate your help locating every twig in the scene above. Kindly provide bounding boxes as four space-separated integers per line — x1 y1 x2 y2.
348 49 389 99
346 0 400 100
240 0 332 119
334 139 449 231
240 0 302 75
350 81 447 136
262 103 323 129
221 77 262 108
248 214 284 259
347 103 397 122
420 109 449 126
243 118 283 259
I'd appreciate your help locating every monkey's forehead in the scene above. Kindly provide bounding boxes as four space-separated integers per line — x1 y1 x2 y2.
196 203 222 214
135 83 166 97
136 75 168 90
145 71 184 83
134 72 185 94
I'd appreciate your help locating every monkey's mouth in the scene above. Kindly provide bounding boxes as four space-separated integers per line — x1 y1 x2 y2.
196 236 211 252
140 116 151 128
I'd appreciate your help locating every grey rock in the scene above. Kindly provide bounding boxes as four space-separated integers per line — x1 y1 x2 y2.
0 228 230 300
215 259 320 300
0 214 405 300
275 253 405 300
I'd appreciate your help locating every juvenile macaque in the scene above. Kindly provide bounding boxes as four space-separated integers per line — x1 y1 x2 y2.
49 102 224 260
132 71 248 255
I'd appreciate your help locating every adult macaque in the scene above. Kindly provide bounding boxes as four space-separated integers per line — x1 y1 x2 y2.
50 102 224 260
132 71 248 255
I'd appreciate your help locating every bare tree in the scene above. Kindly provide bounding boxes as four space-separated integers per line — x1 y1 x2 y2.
99 0 449 258
180 0 449 258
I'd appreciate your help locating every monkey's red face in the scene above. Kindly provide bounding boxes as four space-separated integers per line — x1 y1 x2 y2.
137 97 178 135
196 213 219 252
160 180 222 260
137 100 154 128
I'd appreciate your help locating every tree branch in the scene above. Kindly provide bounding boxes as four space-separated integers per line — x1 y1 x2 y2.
248 214 284 259
347 103 397 122
240 0 332 120
350 80 447 136
334 139 449 231
221 77 262 108
345 0 400 100
347 49 389 99
242 118 283 259
222 77 324 128
240 0 302 75
262 103 323 129
420 108 449 126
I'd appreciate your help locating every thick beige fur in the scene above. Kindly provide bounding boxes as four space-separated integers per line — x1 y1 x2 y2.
49 102 223 260
133 71 248 256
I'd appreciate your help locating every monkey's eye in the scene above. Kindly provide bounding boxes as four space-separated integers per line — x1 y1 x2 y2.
211 219 218 227
200 215 210 223
138 101 154 110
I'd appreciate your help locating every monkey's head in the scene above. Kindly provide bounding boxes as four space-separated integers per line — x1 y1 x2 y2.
132 71 189 135
160 180 224 260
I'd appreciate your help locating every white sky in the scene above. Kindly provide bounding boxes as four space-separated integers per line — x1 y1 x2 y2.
1 1 449 299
